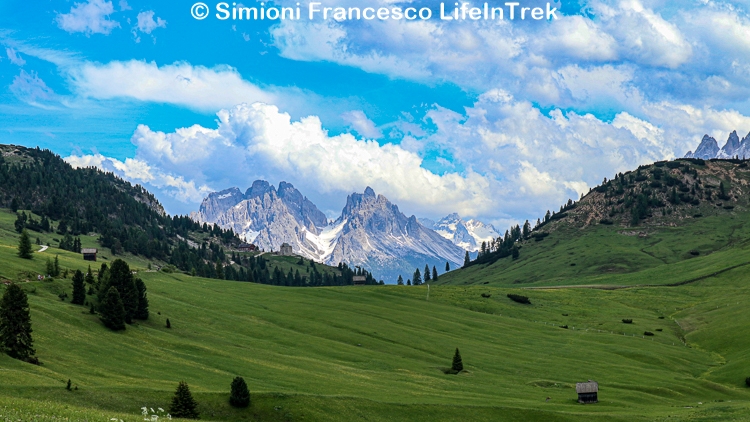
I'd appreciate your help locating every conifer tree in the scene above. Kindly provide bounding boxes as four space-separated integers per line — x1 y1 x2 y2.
424 265 431 282
407 279 411 286
412 269 422 286
71 270 86 305
134 278 149 320
46 258 55 277
170 381 200 419
17 229 32 259
397 275 404 285
84 266 95 287
0 284 36 362
215 260 224 280
512 245 520 260
463 251 471 268
53 255 60 277
432 266 438 281
99 287 126 331
445 261 450 272
451 348 463 373
229 376 251 408
166 318 171 328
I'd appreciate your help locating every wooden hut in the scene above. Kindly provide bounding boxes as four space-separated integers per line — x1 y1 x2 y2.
238 243 257 252
82 248 98 262
353 275 366 285
576 380 598 404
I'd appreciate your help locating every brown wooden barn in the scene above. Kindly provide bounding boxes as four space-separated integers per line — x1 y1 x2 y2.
82 248 98 262
353 275 366 285
576 380 598 404
238 243 257 252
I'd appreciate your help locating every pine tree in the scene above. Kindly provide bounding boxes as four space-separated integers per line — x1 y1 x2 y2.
432 266 438 281
134 278 149 320
397 275 404 285
512 245 520 260
17 229 32 259
53 255 60 277
463 251 470 268
71 270 86 305
170 381 200 419
166 318 171 328
85 266 95 287
451 348 463 373
445 261 450 272
407 279 411 286
215 260 224 280
229 376 251 408
0 284 36 363
412 269 422 286
424 265 431 282
99 287 126 331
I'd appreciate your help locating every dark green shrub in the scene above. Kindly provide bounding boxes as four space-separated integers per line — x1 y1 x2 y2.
599 219 614 225
644 331 654 336
622 319 633 324
746 377 750 387
507 294 531 305
480 293 491 298
689 250 700 256
229 376 250 408
559 325 568 329
451 348 463 373
170 381 199 419
656 328 663 332
658 316 665 319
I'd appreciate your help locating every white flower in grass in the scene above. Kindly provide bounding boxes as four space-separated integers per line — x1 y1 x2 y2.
141 407 148 416
158 408 164 413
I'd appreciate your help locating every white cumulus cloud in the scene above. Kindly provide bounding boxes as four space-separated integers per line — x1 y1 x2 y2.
56 0 120 36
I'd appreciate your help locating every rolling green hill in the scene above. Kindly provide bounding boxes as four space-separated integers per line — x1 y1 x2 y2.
439 158 750 287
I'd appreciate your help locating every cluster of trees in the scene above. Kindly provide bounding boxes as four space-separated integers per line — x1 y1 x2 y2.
95 260 149 330
167 376 251 419
397 264 440 285
14 212 50 233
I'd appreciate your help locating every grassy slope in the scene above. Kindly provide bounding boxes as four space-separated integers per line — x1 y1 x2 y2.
436 210 750 288
1 213 750 420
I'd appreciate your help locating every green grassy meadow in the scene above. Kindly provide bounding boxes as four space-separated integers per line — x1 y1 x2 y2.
2 209 750 421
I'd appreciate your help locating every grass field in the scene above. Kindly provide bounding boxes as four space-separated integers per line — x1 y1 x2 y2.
2 209 750 421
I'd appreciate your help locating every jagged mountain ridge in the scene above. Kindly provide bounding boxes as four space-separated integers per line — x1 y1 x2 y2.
685 130 750 159
193 182 466 282
419 213 499 252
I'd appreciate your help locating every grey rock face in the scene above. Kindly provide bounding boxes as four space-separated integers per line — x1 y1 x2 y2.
193 182 466 282
718 131 741 158
685 135 719 159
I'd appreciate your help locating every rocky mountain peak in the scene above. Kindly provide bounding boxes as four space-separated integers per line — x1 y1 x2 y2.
685 135 719 159
245 180 275 199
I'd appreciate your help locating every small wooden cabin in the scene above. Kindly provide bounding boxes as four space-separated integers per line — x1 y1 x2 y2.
352 275 366 285
238 243 257 252
82 248 98 262
576 380 598 404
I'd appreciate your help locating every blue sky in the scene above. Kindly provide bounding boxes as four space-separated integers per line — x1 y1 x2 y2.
3 0 750 227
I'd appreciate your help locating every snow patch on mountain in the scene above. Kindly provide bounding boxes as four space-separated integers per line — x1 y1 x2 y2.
421 213 499 252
